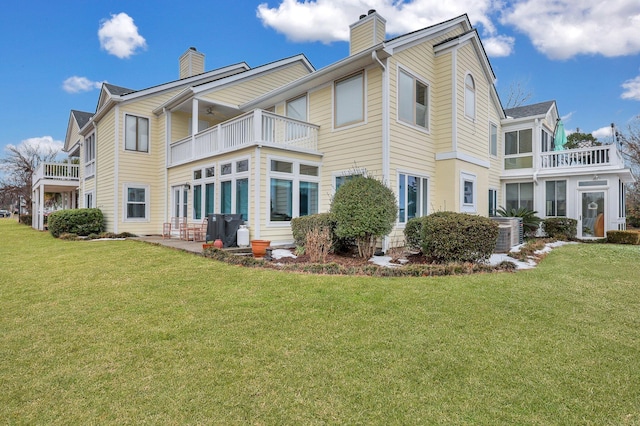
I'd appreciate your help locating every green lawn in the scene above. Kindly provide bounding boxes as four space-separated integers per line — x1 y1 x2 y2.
1 219 639 425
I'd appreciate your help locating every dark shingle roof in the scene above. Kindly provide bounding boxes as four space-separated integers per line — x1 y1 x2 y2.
504 100 555 119
71 110 93 128
104 83 135 96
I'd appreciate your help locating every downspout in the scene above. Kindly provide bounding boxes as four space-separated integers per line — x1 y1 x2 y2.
164 107 170 225
373 49 391 253
113 105 119 234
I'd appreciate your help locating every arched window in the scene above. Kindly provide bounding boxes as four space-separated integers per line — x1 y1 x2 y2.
464 74 475 119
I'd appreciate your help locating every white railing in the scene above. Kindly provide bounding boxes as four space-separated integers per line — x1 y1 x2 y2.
539 145 623 170
33 163 79 185
169 109 319 167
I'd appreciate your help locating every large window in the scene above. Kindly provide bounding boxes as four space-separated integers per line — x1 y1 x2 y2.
398 69 429 129
124 184 148 220
335 72 364 127
398 174 428 223
545 180 567 216
192 166 215 220
125 115 149 152
220 159 249 221
489 123 498 156
84 133 96 178
464 74 475 119
504 129 533 169
269 158 319 222
505 182 533 211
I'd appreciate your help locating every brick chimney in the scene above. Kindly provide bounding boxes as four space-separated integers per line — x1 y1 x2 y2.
349 9 386 56
179 47 205 79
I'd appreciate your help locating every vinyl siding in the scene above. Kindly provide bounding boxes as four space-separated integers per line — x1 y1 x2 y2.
350 19 375 55
95 110 116 231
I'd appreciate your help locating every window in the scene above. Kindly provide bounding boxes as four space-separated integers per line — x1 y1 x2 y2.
490 123 498 156
335 173 362 191
489 189 497 216
84 133 96 178
398 174 428 223
505 182 533 211
465 74 475 119
541 129 552 152
286 95 307 121
335 72 364 127
125 115 149 152
545 180 567 216
504 129 533 169
85 191 94 209
193 184 202 220
124 185 148 220
220 158 250 221
461 172 477 213
193 165 215 220
269 158 320 222
398 69 429 129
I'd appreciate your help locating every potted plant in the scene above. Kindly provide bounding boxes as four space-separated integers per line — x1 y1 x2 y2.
251 240 271 258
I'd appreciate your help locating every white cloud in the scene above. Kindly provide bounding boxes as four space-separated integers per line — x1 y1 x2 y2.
483 35 515 57
621 76 640 100
592 126 614 139
98 13 146 59
62 76 105 94
5 136 65 156
501 0 640 59
256 0 507 47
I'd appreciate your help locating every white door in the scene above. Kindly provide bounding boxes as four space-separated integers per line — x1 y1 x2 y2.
579 190 606 238
172 185 189 225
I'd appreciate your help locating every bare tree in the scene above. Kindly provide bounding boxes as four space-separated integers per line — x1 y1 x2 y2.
0 140 60 211
617 117 640 215
503 79 533 109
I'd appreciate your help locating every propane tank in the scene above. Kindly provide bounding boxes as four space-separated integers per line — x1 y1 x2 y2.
237 225 250 248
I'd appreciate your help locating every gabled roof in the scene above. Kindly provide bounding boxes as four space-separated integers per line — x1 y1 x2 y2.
104 83 135 96
71 110 93 128
504 100 556 119
64 110 93 153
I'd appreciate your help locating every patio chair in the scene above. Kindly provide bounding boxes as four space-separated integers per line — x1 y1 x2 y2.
194 218 208 242
162 222 172 239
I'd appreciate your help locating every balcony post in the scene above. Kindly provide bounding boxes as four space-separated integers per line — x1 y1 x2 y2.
192 99 199 159
253 109 262 144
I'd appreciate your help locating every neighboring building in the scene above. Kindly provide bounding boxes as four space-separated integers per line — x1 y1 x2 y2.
32 11 634 245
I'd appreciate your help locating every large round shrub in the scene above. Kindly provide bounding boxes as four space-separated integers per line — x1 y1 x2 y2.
48 208 105 238
421 212 499 263
331 175 397 258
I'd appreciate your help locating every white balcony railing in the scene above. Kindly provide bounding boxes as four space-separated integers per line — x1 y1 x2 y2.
169 110 319 167
539 145 624 170
33 163 79 185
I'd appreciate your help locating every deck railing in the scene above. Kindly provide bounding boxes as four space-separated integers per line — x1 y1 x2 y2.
169 110 319 167
539 145 623 170
33 163 79 185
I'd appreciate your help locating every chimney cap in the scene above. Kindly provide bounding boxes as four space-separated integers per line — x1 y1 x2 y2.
368 9 376 15
189 46 197 51
359 14 366 19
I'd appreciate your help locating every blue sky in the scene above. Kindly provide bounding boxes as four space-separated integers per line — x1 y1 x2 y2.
1 0 639 158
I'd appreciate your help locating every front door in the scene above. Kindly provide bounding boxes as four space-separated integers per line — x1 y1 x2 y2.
579 191 606 238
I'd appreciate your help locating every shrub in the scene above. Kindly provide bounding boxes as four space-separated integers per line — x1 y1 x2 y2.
542 218 577 240
331 175 397 258
291 213 335 247
18 214 32 225
497 206 541 238
627 205 640 228
404 216 431 251
421 212 499 263
305 227 331 263
607 230 640 245
48 208 104 238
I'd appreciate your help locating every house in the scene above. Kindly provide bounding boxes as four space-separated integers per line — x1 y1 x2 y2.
32 11 633 245
502 101 633 238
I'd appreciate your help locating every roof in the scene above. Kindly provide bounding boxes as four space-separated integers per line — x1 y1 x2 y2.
71 110 93 128
104 83 135 96
504 100 556 119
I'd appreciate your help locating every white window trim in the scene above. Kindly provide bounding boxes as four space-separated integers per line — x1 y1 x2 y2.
396 170 430 226
267 155 321 227
123 183 150 222
84 133 96 179
464 72 476 121
545 180 568 217
489 122 498 157
84 190 95 209
123 113 151 154
460 171 477 213
488 187 498 217
332 168 367 195
332 70 367 130
219 156 250 218
191 164 216 220
396 65 431 133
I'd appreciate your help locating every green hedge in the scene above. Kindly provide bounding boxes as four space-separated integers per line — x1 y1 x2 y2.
48 208 105 238
404 216 431 251
606 230 640 245
542 218 577 240
421 212 499 263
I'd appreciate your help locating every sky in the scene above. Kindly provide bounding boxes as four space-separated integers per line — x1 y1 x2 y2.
1 0 639 160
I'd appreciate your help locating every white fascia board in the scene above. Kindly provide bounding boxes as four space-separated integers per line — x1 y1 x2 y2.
385 15 471 54
241 46 388 111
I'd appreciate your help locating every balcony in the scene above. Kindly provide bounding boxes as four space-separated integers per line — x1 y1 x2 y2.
33 162 79 186
539 145 624 171
168 109 319 167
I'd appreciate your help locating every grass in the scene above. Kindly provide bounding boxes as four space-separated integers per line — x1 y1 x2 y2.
1 218 640 424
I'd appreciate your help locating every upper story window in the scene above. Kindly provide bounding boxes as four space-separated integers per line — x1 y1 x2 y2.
464 74 476 119
490 123 498 156
334 72 364 128
398 69 429 129
504 129 533 169
286 95 307 121
84 133 96 178
125 115 149 152
541 129 552 152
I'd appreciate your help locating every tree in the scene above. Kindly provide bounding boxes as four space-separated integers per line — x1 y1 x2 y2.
331 175 397 258
616 117 640 217
0 140 60 213
503 79 533 109
565 132 600 149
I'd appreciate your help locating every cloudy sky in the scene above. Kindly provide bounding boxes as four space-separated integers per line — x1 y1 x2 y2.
1 0 639 158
